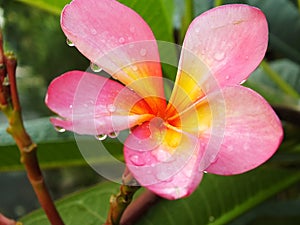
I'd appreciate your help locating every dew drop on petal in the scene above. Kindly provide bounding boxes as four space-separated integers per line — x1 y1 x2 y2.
95 134 107 141
225 75 230 80
213 52 225 61
183 168 193 178
108 131 119 139
66 38 75 47
90 62 102 72
107 104 116 113
240 79 246 85
90 28 97 35
152 149 172 162
209 155 217 164
155 170 170 181
139 48 147 57
54 126 66 133
118 37 125 44
129 155 146 166
132 65 138 71
129 25 135 33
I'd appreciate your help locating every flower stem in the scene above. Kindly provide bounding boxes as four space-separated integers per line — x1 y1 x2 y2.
0 34 64 225
120 190 159 225
104 169 140 225
260 60 300 99
0 32 8 106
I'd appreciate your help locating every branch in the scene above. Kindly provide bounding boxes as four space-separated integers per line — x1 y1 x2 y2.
0 33 64 225
120 190 160 225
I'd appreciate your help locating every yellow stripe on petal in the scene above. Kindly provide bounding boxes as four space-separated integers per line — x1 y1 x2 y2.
167 98 212 136
166 48 212 118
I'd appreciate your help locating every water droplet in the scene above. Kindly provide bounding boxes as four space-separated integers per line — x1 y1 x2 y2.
129 25 135 33
195 28 200 33
243 144 250 150
225 75 230 80
55 126 66 133
66 38 75 47
132 65 138 71
209 155 217 163
156 171 170 181
95 134 107 141
91 28 97 35
214 52 225 61
227 145 234 152
107 104 116 113
240 79 246 84
118 37 125 44
108 131 119 138
139 48 147 56
152 149 171 162
130 155 145 166
90 62 102 72
69 104 73 109
203 170 208 174
183 169 193 178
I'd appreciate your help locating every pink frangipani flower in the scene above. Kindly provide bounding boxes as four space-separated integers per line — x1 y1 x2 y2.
46 0 283 200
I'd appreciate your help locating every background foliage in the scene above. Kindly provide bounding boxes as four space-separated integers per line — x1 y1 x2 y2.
0 0 299 224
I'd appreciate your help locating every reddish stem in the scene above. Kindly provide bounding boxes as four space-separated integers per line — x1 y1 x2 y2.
120 190 160 225
0 37 64 224
5 54 20 111
104 168 160 225
0 32 7 105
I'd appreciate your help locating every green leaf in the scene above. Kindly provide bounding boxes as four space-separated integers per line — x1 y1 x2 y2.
135 167 300 225
231 199 300 225
21 182 120 225
245 59 300 106
20 167 300 225
0 118 123 171
16 0 70 15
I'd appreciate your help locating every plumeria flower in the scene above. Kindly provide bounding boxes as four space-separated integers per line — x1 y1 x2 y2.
46 0 283 199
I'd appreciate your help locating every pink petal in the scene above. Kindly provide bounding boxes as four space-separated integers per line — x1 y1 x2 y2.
168 4 268 113
124 119 204 199
45 71 153 135
61 0 166 114
199 86 283 175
